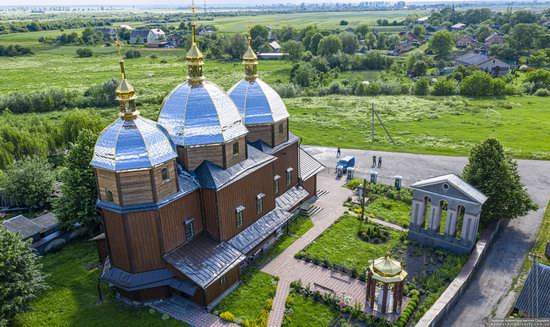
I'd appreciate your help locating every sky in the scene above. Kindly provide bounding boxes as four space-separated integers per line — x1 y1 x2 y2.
0 0 494 6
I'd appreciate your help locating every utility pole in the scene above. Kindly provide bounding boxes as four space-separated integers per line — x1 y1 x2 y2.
370 102 396 145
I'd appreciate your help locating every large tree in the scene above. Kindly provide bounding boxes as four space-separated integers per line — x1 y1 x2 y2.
0 226 48 325
338 32 359 54
462 138 537 224
281 40 304 62
317 35 343 57
429 30 454 59
54 129 100 235
1 157 54 208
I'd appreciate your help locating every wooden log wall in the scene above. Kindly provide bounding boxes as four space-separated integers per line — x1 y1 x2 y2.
159 191 203 253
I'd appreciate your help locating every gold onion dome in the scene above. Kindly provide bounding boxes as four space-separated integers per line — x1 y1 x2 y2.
368 254 408 283
157 2 248 148
227 30 289 125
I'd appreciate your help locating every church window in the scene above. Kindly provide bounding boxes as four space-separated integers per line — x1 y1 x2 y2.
184 219 194 240
236 206 244 227
256 193 265 214
161 167 169 181
105 188 114 202
233 142 239 156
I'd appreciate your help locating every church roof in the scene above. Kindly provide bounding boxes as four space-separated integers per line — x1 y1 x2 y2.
91 116 176 172
158 81 248 147
228 78 290 125
515 262 550 318
2 215 42 240
194 145 276 190
299 147 325 181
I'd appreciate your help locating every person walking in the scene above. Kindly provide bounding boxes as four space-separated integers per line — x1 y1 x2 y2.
372 155 377 168
378 156 382 168
336 147 341 157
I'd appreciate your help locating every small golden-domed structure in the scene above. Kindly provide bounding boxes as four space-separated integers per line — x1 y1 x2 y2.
366 254 407 314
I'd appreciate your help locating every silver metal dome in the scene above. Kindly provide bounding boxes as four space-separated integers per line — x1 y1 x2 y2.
158 81 248 147
91 116 176 171
228 78 290 125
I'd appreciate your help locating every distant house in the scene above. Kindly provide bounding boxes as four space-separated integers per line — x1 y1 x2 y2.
129 29 149 44
514 263 550 318
268 41 282 53
198 26 215 36
484 33 504 47
454 51 510 76
95 28 117 41
169 33 185 47
451 23 466 31
147 28 166 45
401 31 420 42
456 35 477 48
119 24 133 31
2 212 77 255
395 41 413 54
257 52 288 60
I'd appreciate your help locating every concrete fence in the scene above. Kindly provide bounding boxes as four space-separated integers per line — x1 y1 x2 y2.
415 220 502 327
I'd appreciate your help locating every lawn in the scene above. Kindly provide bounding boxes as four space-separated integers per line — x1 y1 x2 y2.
14 240 180 327
302 214 404 270
364 197 411 227
287 95 550 160
283 292 339 327
214 216 314 325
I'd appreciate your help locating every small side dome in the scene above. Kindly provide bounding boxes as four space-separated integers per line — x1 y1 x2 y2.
228 78 289 125
91 116 176 171
158 81 248 147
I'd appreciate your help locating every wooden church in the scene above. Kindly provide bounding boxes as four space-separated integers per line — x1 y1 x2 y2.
90 22 323 309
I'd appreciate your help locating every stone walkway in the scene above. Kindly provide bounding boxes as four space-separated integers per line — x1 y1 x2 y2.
367 217 408 232
263 175 364 327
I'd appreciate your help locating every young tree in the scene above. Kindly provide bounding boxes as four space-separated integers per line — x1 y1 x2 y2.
281 40 304 62
76 48 93 58
412 60 428 76
0 226 48 325
222 33 247 60
413 25 426 40
365 32 377 50
309 33 323 55
54 129 100 235
355 23 370 37
1 157 54 208
61 109 103 145
476 26 492 42
459 71 493 96
432 78 457 96
462 138 537 224
413 78 430 95
429 31 454 59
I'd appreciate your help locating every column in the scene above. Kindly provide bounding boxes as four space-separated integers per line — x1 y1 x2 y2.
366 274 372 306
428 204 441 233
410 199 424 229
392 283 398 313
461 213 477 243
398 281 403 310
381 283 389 313
370 280 376 308
445 207 457 237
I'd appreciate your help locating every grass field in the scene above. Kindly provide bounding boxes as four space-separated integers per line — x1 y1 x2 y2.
283 292 339 327
364 197 411 227
14 240 180 327
303 215 404 270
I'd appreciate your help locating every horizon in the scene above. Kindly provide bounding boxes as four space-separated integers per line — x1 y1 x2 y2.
0 0 542 7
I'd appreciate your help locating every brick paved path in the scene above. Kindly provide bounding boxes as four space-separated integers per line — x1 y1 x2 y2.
263 175 366 327
149 296 237 327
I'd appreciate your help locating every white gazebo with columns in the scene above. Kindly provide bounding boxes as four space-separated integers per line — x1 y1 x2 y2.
407 174 487 253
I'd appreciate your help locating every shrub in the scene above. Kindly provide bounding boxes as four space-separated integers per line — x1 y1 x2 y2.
432 79 456 96
125 49 142 59
76 48 93 58
219 311 236 322
414 78 429 95
534 88 550 96
273 83 301 98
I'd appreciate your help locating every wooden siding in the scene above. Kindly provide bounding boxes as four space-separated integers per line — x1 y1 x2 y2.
119 170 154 205
200 189 220 240
217 163 275 241
183 144 224 171
102 210 130 271
118 286 170 302
303 174 317 198
272 142 299 193
204 265 240 305
224 136 247 168
96 169 120 204
125 210 164 272
246 124 273 146
152 161 178 201
273 119 289 147
159 191 203 253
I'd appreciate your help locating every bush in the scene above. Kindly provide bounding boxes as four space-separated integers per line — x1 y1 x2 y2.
0 44 33 57
413 78 430 96
125 49 141 59
534 88 550 96
432 79 456 96
76 48 93 58
459 71 493 96
219 311 236 322
1 157 55 208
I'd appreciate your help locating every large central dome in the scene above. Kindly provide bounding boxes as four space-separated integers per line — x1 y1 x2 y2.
157 24 247 147
158 81 248 147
